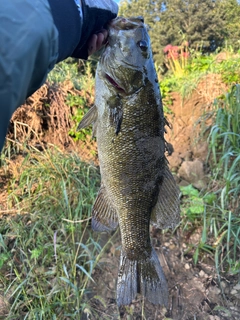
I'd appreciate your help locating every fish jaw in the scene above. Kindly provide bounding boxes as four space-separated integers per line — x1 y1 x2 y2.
99 17 155 95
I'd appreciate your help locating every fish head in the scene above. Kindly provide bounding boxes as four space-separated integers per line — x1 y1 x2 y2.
99 16 154 95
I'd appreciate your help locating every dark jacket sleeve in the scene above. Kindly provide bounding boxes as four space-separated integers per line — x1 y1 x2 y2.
0 0 118 151
48 0 118 61
0 0 59 151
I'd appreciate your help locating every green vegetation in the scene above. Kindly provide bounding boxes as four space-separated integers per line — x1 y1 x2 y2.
0 147 117 318
159 49 240 103
180 85 240 274
48 59 95 143
67 94 93 141
208 85 240 272
47 58 95 92
119 0 240 66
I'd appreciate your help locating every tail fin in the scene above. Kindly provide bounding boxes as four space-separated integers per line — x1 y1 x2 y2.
117 248 168 307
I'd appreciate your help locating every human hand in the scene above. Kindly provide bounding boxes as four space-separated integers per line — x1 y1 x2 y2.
87 29 108 56
72 0 118 59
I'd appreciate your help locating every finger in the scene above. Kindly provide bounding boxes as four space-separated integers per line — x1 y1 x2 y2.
96 33 105 51
88 34 97 56
101 29 108 43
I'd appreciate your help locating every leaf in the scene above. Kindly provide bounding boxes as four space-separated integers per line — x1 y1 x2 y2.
203 193 217 205
193 246 199 264
180 185 200 197
0 253 10 268
93 295 107 308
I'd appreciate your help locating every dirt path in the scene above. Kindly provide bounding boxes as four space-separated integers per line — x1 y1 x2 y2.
85 229 240 320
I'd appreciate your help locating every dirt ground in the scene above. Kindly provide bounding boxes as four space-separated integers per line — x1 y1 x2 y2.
84 228 240 320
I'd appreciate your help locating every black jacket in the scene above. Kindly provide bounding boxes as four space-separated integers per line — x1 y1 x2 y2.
0 0 118 150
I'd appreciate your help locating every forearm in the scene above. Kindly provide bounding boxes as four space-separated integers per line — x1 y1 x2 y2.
0 0 59 151
0 0 118 151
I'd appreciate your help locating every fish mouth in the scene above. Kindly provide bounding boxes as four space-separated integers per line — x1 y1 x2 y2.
105 73 125 93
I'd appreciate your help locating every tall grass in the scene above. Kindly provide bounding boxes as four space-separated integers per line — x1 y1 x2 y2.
0 146 115 318
208 84 240 273
209 84 240 210
179 85 240 274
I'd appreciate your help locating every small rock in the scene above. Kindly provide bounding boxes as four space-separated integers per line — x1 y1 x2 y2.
192 141 208 162
209 316 221 320
168 152 182 172
199 270 206 278
230 289 238 295
178 159 207 189
224 287 230 295
178 179 190 187
233 283 240 291
109 280 115 290
209 286 221 295
185 263 190 270
180 151 192 161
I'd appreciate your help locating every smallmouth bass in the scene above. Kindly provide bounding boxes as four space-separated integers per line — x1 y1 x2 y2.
78 16 180 307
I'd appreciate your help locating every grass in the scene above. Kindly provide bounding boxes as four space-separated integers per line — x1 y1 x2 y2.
159 49 240 101
208 84 240 274
0 146 118 318
46 58 96 144
180 84 240 274
47 58 95 93
159 51 239 274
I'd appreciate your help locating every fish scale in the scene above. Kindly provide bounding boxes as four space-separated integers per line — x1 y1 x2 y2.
78 16 180 307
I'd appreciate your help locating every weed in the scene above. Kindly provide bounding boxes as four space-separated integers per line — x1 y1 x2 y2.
159 78 176 113
163 42 190 78
208 84 240 206
179 86 240 270
67 94 93 142
47 58 80 85
47 60 95 143
0 147 116 318
202 84 240 272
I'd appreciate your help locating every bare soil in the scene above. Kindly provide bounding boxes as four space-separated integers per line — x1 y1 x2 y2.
84 228 240 320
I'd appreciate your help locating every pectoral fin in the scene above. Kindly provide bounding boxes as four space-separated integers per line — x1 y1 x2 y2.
151 165 180 229
108 95 123 135
77 105 98 132
92 184 119 232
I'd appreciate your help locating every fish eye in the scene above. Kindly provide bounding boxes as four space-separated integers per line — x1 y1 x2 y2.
137 40 148 51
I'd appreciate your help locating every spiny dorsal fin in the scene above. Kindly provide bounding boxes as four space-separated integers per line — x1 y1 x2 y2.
92 184 119 232
77 105 98 131
151 164 180 229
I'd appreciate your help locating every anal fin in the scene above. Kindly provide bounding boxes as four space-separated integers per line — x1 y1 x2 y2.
151 164 180 229
92 184 119 232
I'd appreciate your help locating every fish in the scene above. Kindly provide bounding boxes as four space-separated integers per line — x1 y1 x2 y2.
78 16 180 307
